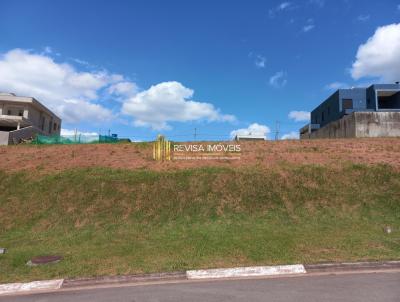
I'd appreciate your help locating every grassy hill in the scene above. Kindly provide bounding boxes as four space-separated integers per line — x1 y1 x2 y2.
0 141 400 283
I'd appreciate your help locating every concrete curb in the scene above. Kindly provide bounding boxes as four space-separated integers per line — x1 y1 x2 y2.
186 264 306 279
0 279 63 295
1 261 400 296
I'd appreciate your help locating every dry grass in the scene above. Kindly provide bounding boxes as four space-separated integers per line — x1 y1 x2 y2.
0 138 400 174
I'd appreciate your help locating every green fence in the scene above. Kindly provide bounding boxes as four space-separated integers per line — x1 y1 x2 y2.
33 134 119 145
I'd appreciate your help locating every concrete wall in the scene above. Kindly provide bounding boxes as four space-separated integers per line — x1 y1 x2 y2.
301 113 356 139
301 112 400 139
0 131 9 145
8 126 40 144
354 112 400 137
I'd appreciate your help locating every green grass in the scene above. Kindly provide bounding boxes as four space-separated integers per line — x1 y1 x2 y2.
0 164 399 282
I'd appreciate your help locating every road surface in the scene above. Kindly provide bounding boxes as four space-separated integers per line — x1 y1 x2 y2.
2 272 400 302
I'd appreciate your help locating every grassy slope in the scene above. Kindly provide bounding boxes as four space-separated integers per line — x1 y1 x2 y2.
0 164 400 282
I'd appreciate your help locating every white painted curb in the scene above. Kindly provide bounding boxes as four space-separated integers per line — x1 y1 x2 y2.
187 264 306 279
0 279 64 295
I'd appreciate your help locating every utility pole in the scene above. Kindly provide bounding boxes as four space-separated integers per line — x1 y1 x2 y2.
194 128 197 141
274 121 280 140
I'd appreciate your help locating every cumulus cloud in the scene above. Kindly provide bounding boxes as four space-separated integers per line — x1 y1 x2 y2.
281 131 299 140
269 71 287 88
0 48 134 124
288 110 310 122
230 123 270 140
351 23 400 82
61 128 98 136
121 81 235 130
108 81 138 97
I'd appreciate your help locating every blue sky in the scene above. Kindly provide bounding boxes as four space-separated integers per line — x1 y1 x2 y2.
0 0 400 141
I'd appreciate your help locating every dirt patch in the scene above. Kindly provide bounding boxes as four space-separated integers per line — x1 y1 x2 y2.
0 138 399 173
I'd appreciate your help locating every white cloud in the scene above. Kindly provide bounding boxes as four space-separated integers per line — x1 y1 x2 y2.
281 131 299 140
278 2 291 10
57 99 113 124
108 81 138 97
357 14 370 22
0 49 134 124
288 110 310 122
269 2 294 17
61 128 98 136
121 81 235 130
397 4 400 11
351 23 400 82
61 128 99 142
303 24 315 32
302 18 315 32
325 82 348 90
249 52 266 69
254 55 266 68
230 123 270 140
71 58 90 66
269 71 287 88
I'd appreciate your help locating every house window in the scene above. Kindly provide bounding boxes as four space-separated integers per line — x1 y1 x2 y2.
342 99 353 110
321 111 325 122
18 110 23 117
7 110 11 115
53 123 57 131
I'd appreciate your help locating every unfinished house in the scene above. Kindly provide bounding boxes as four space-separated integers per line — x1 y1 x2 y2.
0 93 61 145
300 83 400 139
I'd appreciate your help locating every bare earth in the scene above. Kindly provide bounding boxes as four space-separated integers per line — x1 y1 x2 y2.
1 138 399 173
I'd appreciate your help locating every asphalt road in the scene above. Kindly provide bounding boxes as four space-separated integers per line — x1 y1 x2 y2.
2 272 400 302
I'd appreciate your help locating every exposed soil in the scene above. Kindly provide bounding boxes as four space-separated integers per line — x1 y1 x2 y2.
0 138 400 173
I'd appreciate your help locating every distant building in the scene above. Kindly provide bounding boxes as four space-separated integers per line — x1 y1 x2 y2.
0 93 61 145
300 83 400 139
234 134 266 141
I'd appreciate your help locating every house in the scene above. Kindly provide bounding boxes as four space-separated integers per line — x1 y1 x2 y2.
300 83 400 139
0 93 61 145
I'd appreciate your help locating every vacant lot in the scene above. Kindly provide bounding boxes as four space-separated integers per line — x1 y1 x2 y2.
0 138 399 173
0 139 399 283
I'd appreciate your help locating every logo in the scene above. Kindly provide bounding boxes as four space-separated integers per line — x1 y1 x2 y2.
153 135 171 161
153 135 241 161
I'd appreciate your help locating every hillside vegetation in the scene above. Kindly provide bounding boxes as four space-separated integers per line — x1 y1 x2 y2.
0 159 399 282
